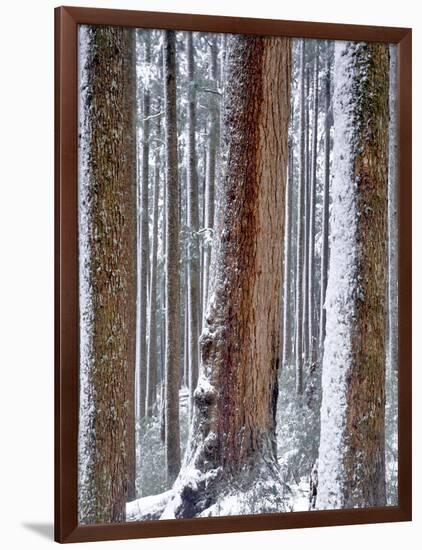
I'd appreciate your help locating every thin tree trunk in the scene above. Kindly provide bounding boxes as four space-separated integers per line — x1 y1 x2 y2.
282 142 294 368
302 67 311 370
138 31 151 420
159 158 167 445
388 44 398 375
78 25 137 523
202 35 220 320
308 43 319 367
146 118 161 417
295 40 306 395
186 32 200 418
319 45 332 353
163 29 181 484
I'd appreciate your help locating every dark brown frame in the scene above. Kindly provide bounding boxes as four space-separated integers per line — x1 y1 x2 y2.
55 5 412 543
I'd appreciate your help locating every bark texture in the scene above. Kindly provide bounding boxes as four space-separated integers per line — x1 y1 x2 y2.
78 25 137 523
163 35 291 519
344 43 389 508
163 30 181 484
317 42 389 509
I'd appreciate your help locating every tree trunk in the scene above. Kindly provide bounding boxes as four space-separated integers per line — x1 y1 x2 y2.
78 25 137 523
317 42 389 509
308 43 319 367
161 35 291 519
302 67 311 370
295 40 306 395
318 44 332 353
186 32 201 418
282 142 294 368
146 123 160 417
202 35 220 320
387 44 398 375
163 30 181 484
138 31 151 420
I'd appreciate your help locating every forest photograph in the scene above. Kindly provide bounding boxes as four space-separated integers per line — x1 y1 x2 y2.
77 25 398 524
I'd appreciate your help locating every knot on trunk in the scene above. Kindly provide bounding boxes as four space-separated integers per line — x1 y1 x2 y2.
194 383 217 408
200 331 215 362
175 479 213 519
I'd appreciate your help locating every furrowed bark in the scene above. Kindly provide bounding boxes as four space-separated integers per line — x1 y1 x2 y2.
162 34 291 519
78 25 137 523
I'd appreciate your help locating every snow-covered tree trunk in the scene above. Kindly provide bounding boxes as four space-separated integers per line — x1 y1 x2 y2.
146 132 160 417
163 30 181 484
317 41 389 509
302 66 311 370
202 35 220 322
308 44 319 367
282 142 294 368
295 39 306 394
387 45 398 376
156 34 291 519
186 32 201 418
78 25 137 522
138 31 151 420
385 43 398 505
318 46 332 353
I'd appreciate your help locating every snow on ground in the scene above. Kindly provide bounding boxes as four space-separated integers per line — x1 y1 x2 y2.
126 490 174 521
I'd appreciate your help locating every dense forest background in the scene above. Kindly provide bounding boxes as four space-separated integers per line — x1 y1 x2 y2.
78 27 398 523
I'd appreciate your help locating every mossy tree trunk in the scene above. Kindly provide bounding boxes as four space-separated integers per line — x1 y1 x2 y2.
317 42 389 509
78 25 137 523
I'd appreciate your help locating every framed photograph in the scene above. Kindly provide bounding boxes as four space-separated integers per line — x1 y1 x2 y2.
55 5 412 543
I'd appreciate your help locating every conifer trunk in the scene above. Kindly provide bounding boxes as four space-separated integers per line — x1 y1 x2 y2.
161 34 291 519
163 30 181 484
78 25 137 523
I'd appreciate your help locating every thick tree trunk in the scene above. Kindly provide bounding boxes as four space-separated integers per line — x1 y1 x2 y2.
138 31 151 420
78 25 137 523
318 46 331 353
160 34 291 519
186 32 201 418
163 30 181 484
295 40 306 394
317 42 389 509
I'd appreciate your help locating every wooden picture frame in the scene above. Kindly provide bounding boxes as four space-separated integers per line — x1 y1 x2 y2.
55 5 412 543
